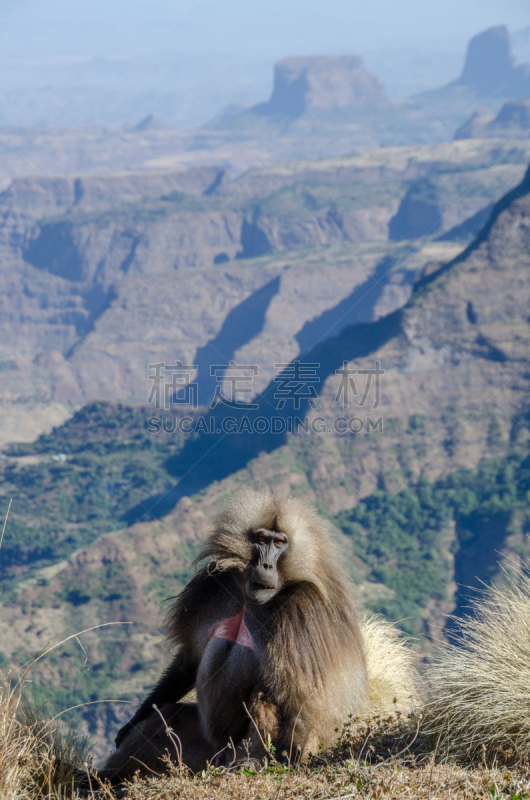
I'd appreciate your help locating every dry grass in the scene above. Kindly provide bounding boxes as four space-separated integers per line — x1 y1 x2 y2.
94 713 530 800
88 702 530 798
0 670 90 799
362 615 420 716
0 672 43 800
4 629 530 799
108 761 530 800
426 566 530 766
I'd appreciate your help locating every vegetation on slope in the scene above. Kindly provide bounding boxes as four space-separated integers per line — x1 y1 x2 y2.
4 402 530 617
337 422 530 634
3 402 530 632
2 399 530 737
0 402 185 593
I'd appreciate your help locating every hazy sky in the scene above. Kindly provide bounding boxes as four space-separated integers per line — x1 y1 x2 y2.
0 0 528 127
0 0 529 63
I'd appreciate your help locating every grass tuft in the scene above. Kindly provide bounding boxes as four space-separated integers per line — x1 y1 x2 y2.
426 565 530 765
0 671 90 799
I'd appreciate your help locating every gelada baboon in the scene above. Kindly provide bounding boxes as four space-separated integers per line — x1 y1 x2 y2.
101 490 368 781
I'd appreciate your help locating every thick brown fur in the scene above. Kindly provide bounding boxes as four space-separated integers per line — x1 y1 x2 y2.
103 490 369 782
98 703 211 782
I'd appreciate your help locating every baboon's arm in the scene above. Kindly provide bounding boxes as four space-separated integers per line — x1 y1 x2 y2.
115 569 241 749
115 651 196 748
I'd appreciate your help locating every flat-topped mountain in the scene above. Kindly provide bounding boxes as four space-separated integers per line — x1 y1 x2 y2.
2 28 530 185
210 28 530 147
251 55 388 119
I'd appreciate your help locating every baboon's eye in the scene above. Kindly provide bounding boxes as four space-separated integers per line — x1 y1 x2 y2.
251 529 287 547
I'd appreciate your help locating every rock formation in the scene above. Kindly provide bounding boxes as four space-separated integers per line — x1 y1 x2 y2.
452 25 530 97
0 139 528 447
453 107 496 139
245 55 388 121
455 99 530 140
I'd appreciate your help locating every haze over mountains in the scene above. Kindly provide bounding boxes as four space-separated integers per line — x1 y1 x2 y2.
0 10 528 130
0 25 527 188
454 25 530 97
456 99 530 140
222 26 530 129
1 9 530 763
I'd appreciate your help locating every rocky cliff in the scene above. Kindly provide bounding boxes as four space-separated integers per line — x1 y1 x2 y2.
0 139 527 449
410 26 530 139
2 156 530 760
454 26 530 96
455 99 530 140
251 56 388 120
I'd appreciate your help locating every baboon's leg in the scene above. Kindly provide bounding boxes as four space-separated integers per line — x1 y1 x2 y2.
205 693 280 769
246 691 280 761
98 702 213 784
247 691 310 765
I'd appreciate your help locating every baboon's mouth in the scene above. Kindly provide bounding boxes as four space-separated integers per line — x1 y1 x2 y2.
249 580 274 590
245 581 276 603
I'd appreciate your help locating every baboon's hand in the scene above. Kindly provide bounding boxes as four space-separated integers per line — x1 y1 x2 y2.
115 720 135 748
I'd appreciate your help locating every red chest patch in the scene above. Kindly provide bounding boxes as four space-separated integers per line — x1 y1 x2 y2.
212 608 254 650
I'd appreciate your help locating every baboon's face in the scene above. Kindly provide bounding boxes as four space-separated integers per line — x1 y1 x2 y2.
244 528 289 604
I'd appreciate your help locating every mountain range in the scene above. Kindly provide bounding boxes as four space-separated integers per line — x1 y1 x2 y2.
0 25 529 187
1 138 529 449
1 19 530 766
1 138 530 760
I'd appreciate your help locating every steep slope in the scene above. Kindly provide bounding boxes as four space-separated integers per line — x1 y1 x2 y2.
453 26 530 98
2 161 530 760
0 139 527 427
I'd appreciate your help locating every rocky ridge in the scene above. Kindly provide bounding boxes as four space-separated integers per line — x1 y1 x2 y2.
2 157 530 758
2 156 530 760
455 99 530 140
0 140 528 446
